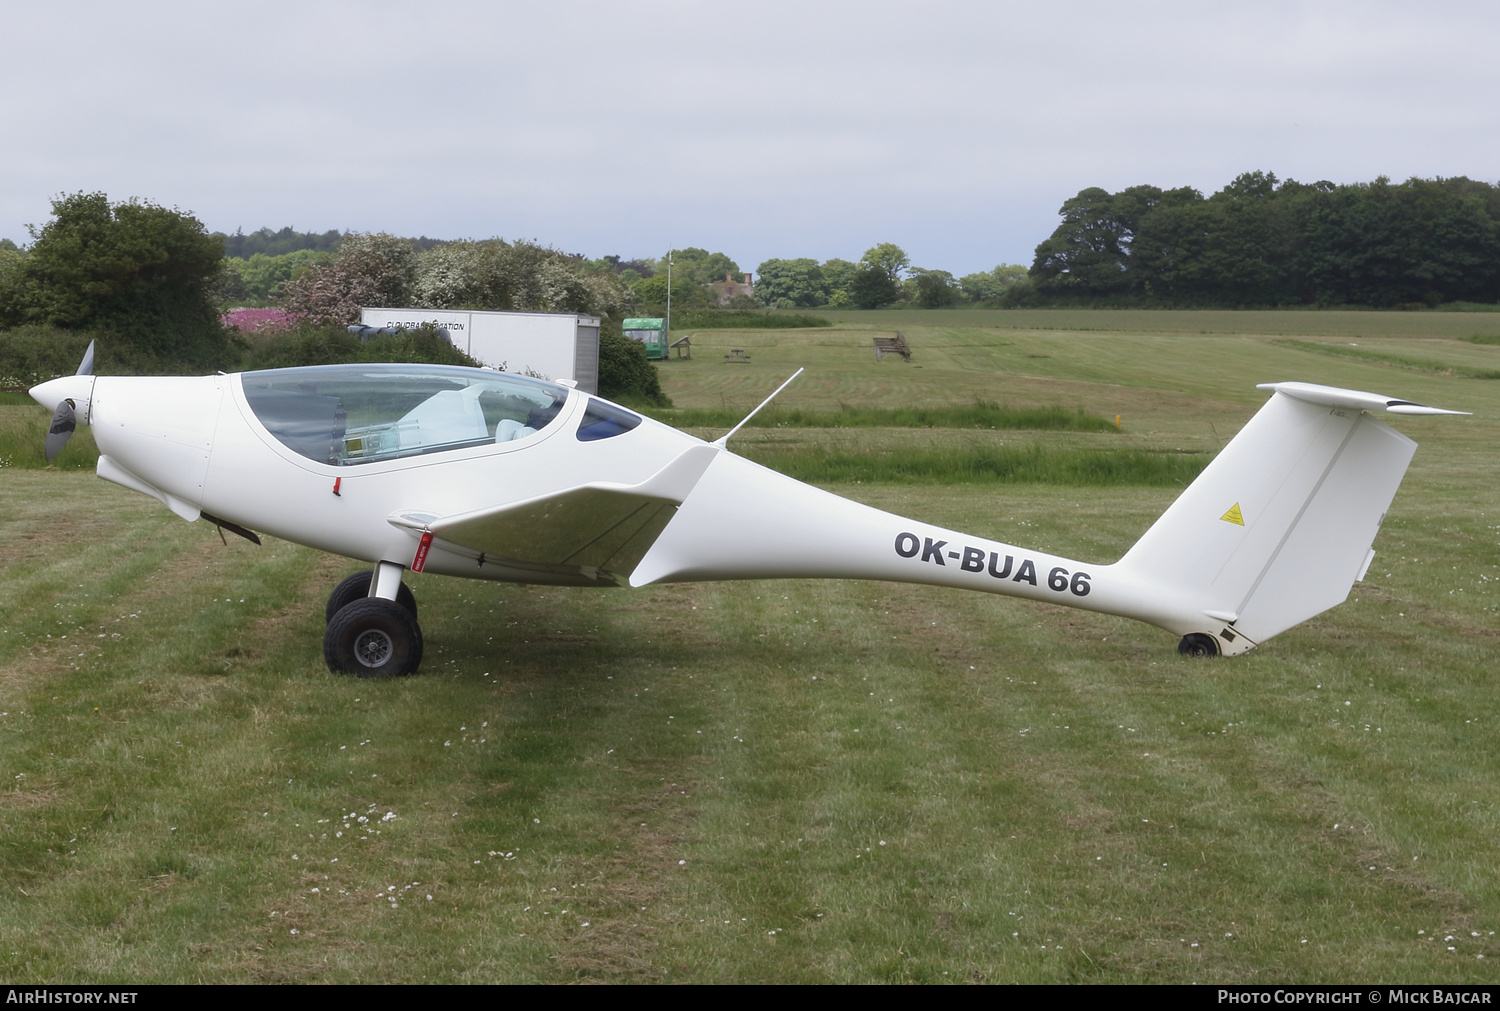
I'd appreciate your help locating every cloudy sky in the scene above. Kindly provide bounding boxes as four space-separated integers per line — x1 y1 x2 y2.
2 1 1496 276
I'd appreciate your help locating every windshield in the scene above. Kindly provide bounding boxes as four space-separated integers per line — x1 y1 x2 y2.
241 364 571 466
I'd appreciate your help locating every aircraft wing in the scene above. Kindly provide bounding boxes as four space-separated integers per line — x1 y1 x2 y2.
390 444 718 578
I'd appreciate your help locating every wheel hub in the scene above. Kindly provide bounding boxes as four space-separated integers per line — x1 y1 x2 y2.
354 628 395 667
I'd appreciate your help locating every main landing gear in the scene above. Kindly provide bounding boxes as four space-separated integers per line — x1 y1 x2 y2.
324 562 424 677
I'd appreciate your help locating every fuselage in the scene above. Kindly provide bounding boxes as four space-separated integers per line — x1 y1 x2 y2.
30 362 1314 656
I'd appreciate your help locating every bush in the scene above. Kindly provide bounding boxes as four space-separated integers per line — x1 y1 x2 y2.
598 320 670 406
0 324 241 385
0 325 97 388
666 308 831 329
238 322 477 371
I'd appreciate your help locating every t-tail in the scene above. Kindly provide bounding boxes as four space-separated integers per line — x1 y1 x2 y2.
633 382 1465 656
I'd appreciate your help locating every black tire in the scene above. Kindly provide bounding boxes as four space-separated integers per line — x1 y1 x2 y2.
325 570 418 624
325 598 424 677
1177 633 1220 658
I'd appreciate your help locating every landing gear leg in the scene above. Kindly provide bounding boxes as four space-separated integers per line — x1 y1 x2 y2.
326 567 417 623
324 561 425 676
370 561 406 604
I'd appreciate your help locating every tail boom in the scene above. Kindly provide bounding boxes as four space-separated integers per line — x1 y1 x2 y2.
636 382 1457 656
631 451 1197 631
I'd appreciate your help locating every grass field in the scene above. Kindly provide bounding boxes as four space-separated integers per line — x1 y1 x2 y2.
1 312 1497 982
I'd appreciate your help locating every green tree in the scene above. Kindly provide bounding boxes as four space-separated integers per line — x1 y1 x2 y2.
240 249 327 302
1029 172 1500 307
631 272 710 310
218 226 342 259
1030 186 1164 296
909 267 960 307
848 263 899 308
753 258 828 307
1293 176 1500 306
859 243 910 283
0 245 23 294
819 258 857 306
666 248 741 286
958 264 1029 302
0 191 236 369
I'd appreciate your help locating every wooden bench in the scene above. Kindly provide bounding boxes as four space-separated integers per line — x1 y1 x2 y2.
724 349 751 362
670 335 692 359
873 333 912 362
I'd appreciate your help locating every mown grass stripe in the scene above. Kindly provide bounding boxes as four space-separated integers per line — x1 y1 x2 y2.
740 444 1208 486
644 401 1120 433
1274 339 1500 378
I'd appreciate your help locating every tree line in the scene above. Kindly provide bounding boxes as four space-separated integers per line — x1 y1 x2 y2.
749 244 1030 309
1029 172 1500 308
7 173 1495 392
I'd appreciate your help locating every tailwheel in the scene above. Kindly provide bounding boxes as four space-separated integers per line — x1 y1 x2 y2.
325 598 424 677
326 570 418 623
1177 633 1220 658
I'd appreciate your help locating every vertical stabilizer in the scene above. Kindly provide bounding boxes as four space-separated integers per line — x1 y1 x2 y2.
1115 384 1439 651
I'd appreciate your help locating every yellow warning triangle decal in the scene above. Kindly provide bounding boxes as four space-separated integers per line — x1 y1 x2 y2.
1221 503 1245 526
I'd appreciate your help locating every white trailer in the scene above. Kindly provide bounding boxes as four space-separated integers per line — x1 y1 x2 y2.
359 308 601 394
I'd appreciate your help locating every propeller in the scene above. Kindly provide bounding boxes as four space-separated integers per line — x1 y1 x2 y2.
44 400 76 462
42 341 95 463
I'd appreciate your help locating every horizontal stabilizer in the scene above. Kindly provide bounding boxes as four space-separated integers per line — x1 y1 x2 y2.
1256 381 1469 416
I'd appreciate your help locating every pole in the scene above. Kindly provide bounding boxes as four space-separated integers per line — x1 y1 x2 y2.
666 249 673 344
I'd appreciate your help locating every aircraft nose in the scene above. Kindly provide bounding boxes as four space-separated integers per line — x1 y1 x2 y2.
30 375 94 414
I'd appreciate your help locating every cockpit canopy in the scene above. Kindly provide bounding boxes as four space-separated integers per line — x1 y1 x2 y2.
241 364 574 466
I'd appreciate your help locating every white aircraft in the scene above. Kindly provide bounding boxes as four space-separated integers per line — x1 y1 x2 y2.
29 344 1464 676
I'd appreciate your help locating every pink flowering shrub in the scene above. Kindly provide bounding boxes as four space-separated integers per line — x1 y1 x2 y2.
222 307 298 334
